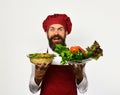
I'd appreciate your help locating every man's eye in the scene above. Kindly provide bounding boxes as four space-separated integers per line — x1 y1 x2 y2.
49 28 54 31
58 28 64 31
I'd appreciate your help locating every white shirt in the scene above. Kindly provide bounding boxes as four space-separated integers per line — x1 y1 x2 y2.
29 47 88 94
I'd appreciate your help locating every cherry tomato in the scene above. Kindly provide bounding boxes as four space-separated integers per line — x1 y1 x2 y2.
69 46 79 53
70 46 86 57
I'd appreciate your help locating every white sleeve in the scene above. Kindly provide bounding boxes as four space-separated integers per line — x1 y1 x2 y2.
76 69 88 94
29 64 42 94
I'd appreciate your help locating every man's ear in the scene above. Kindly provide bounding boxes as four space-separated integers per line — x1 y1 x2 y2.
45 31 48 35
66 31 69 35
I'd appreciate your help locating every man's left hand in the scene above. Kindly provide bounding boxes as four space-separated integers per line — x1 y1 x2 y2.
70 62 86 84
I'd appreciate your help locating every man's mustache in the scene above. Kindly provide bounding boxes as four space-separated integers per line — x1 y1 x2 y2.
48 34 66 50
50 35 63 40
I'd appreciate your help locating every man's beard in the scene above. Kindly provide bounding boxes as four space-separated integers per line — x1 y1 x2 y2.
47 35 66 51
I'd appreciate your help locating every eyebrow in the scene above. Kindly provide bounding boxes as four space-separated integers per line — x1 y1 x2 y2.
49 27 64 29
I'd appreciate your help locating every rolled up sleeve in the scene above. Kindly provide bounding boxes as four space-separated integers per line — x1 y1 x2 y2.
29 64 42 94
76 71 88 94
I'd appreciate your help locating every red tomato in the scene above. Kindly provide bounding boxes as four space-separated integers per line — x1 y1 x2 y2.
70 46 79 53
70 46 86 57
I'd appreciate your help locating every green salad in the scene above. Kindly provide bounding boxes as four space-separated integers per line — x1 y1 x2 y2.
54 41 103 65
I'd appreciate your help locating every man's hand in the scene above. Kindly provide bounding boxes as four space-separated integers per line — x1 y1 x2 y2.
70 62 86 84
34 63 51 85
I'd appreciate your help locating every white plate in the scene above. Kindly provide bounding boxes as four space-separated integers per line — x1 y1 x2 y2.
67 58 92 65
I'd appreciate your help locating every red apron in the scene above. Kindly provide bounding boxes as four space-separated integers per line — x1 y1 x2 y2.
40 65 77 95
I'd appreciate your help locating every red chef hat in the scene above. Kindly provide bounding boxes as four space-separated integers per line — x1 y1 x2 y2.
42 14 72 34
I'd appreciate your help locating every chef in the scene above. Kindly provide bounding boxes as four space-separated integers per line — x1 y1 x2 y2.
29 14 88 95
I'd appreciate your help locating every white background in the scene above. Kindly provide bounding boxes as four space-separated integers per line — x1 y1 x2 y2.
0 0 120 95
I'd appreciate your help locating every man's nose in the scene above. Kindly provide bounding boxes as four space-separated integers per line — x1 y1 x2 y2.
54 30 59 35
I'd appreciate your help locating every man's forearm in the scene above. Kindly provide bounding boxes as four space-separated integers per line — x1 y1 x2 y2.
76 72 83 84
76 72 88 93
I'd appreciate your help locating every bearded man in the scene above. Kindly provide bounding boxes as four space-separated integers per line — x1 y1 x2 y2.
29 14 88 95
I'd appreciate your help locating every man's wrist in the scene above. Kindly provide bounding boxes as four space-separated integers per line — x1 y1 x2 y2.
76 73 83 84
34 77 43 86
76 77 83 84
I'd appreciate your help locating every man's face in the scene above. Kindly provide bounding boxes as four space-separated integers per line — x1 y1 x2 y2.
46 24 68 50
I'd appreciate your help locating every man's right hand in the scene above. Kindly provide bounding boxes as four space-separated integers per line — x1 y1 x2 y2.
34 63 50 85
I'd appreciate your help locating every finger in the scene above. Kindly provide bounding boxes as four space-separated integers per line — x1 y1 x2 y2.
35 63 46 70
76 64 82 71
43 63 50 68
75 63 85 71
35 64 41 69
82 63 86 67
72 64 79 70
81 62 86 68
40 63 51 69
